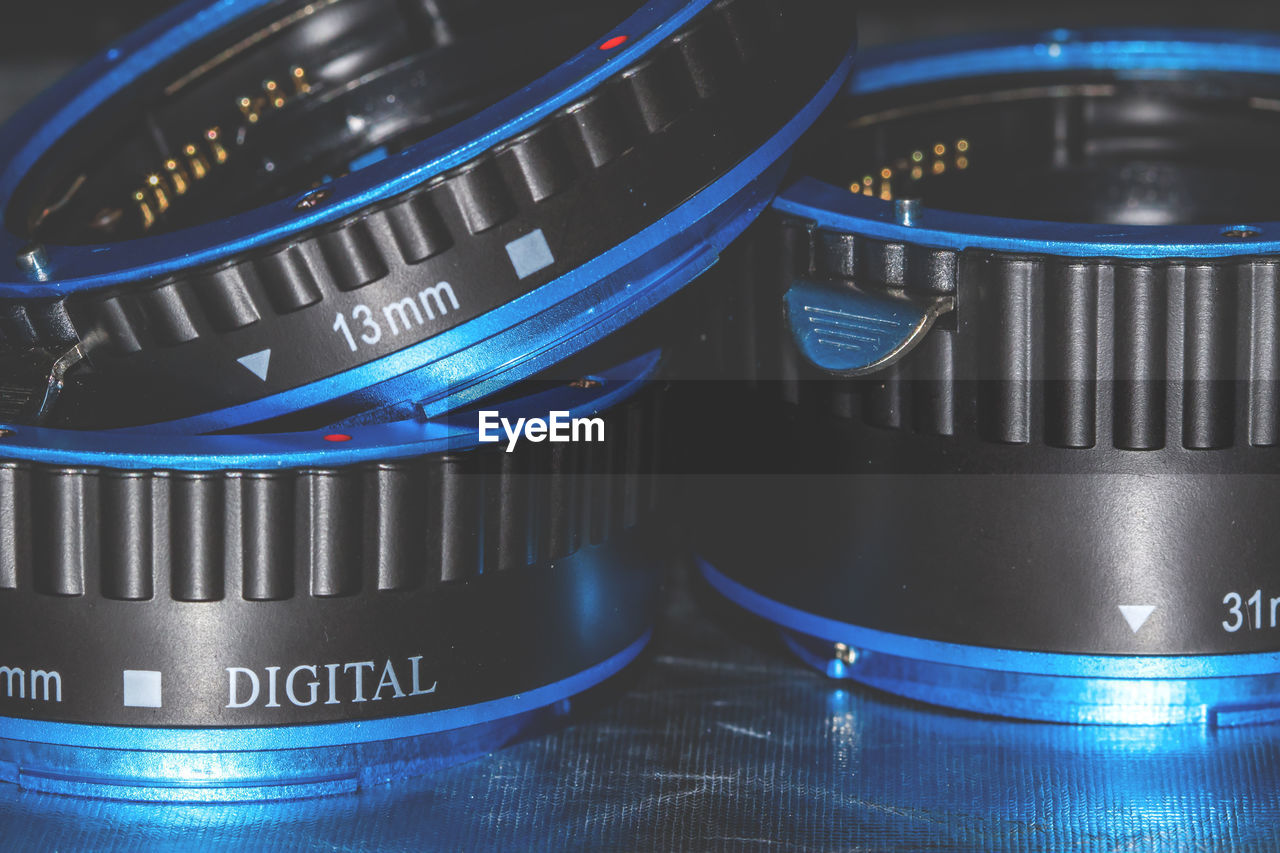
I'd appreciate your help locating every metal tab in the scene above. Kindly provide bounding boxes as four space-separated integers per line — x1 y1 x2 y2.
784 278 954 376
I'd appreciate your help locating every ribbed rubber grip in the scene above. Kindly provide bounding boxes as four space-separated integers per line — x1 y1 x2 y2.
0 390 662 602
715 214 1280 452
12 0 853 430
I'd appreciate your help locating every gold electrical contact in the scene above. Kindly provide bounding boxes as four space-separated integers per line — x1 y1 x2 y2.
146 174 170 213
165 160 190 195
184 144 209 180
206 127 229 165
120 66 312 232
853 138 974 201
134 191 155 230
264 79 286 110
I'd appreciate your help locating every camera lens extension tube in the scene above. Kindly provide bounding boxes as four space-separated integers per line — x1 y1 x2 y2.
693 30 1280 725
0 0 856 432
0 0 858 800
0 349 665 802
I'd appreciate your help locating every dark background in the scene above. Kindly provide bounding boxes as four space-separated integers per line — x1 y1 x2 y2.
6 1 1280 57
4 1 1279 116
4 2 1278 133
4 3 1280 851
9 2 1280 67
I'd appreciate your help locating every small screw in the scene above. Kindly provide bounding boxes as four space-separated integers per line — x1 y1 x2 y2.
16 244 51 282
1223 227 1261 240
834 643 859 666
826 643 860 679
894 198 921 227
295 188 331 211
570 377 604 390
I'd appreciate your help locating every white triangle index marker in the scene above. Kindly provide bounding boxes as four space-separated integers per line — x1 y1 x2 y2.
237 349 272 381
1118 604 1156 634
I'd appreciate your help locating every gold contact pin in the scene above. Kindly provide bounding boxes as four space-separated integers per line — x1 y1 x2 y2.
264 80 286 110
932 160 946 175
956 139 970 153
879 181 892 201
291 66 311 95
206 128 229 165
238 95 262 123
880 168 893 180
134 190 156 230
184 144 209 180
910 165 924 180
147 174 170 212
165 159 190 195
933 143 947 157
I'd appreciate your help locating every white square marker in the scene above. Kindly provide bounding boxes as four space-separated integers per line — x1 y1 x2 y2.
505 229 555 280
123 670 162 708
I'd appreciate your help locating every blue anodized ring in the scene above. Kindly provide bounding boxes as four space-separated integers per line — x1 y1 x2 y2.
0 0 859 434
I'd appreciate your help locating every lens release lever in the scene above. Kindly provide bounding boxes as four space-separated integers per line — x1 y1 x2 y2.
783 278 953 376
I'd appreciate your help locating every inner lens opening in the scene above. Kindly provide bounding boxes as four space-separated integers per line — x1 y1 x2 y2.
11 0 635 245
830 71 1280 226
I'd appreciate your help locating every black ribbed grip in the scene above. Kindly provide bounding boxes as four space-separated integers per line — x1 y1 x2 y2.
690 215 1280 660
0 0 840 366
0 390 661 602
0 0 856 431
723 214 1280 453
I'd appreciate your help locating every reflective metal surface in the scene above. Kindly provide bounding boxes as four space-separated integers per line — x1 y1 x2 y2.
4 16 1280 851
0 561 1277 849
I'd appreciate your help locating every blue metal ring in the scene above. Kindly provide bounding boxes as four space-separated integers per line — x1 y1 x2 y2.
774 29 1280 259
0 0 857 433
0 630 649 802
0 349 660 470
111 42 858 435
0 630 648 753
0 0 712 294
701 560 1280 726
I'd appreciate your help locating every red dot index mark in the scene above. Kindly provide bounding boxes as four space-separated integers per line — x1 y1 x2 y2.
600 35 629 51
323 433 353 443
